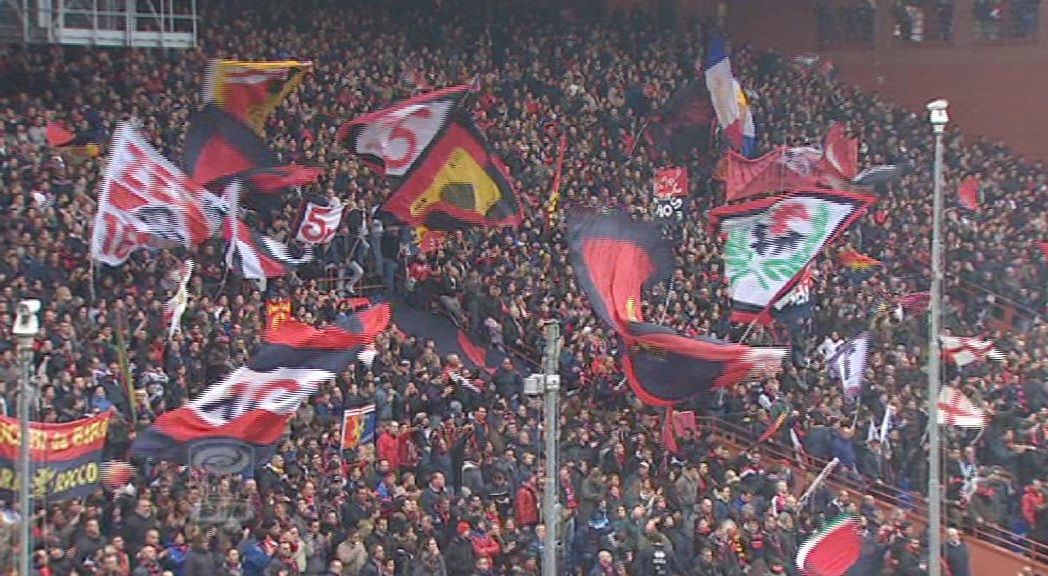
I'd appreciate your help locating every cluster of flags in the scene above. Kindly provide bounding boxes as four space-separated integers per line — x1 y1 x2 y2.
78 62 536 473
86 59 526 338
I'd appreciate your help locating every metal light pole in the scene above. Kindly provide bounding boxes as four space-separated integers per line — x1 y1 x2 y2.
926 99 949 576
14 299 40 576
540 321 562 576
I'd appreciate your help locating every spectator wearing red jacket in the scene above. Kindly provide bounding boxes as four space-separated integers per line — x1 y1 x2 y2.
376 421 403 470
469 520 500 565
514 475 540 528
1022 479 1046 531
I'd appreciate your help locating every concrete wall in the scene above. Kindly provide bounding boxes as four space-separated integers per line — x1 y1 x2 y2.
603 0 1048 162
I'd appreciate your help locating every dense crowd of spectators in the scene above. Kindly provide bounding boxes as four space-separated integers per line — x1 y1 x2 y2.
2 0 1048 574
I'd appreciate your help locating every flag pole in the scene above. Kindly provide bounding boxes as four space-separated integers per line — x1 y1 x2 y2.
540 321 562 576
926 98 950 576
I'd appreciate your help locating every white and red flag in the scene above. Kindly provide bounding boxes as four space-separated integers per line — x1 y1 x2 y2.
295 195 344 245
91 122 224 266
941 335 1005 367
937 386 987 428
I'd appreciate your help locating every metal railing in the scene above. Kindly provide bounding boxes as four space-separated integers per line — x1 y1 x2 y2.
700 414 1048 565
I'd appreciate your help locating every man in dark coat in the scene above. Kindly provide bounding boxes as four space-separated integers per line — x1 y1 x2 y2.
444 521 477 576
184 534 220 576
943 528 972 576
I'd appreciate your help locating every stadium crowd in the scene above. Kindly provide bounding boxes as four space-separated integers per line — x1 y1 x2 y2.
2 0 1048 574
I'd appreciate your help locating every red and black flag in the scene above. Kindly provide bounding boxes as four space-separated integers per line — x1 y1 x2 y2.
385 118 522 230
644 81 715 159
621 321 786 406
46 120 104 160
184 104 322 193
337 85 470 177
131 304 390 473
566 212 673 331
338 86 523 231
202 59 312 136
568 213 785 406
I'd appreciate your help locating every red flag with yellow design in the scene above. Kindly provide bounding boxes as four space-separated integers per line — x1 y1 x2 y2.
382 117 522 231
265 298 292 332
203 60 312 136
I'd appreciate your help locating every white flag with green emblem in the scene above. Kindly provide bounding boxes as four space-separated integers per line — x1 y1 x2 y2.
710 190 875 323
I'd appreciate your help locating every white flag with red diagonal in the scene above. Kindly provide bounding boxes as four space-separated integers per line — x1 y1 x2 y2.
937 386 987 428
941 335 1004 367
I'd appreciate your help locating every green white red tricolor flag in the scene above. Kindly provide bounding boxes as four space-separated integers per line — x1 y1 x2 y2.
796 513 862 576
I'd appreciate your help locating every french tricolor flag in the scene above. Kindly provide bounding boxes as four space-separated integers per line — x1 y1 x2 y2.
704 34 757 157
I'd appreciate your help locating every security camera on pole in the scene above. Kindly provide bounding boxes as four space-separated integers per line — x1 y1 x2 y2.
524 321 562 576
14 299 40 576
926 98 949 576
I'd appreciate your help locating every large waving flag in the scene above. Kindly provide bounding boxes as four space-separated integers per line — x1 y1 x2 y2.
567 212 673 330
184 104 323 193
710 189 875 323
704 34 756 155
381 118 523 231
621 321 785 406
164 260 194 339
203 59 312 136
568 213 785 406
338 85 470 177
91 123 225 266
132 304 391 473
339 86 523 231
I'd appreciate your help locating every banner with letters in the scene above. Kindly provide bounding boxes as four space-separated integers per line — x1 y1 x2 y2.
653 167 689 223
0 411 111 502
